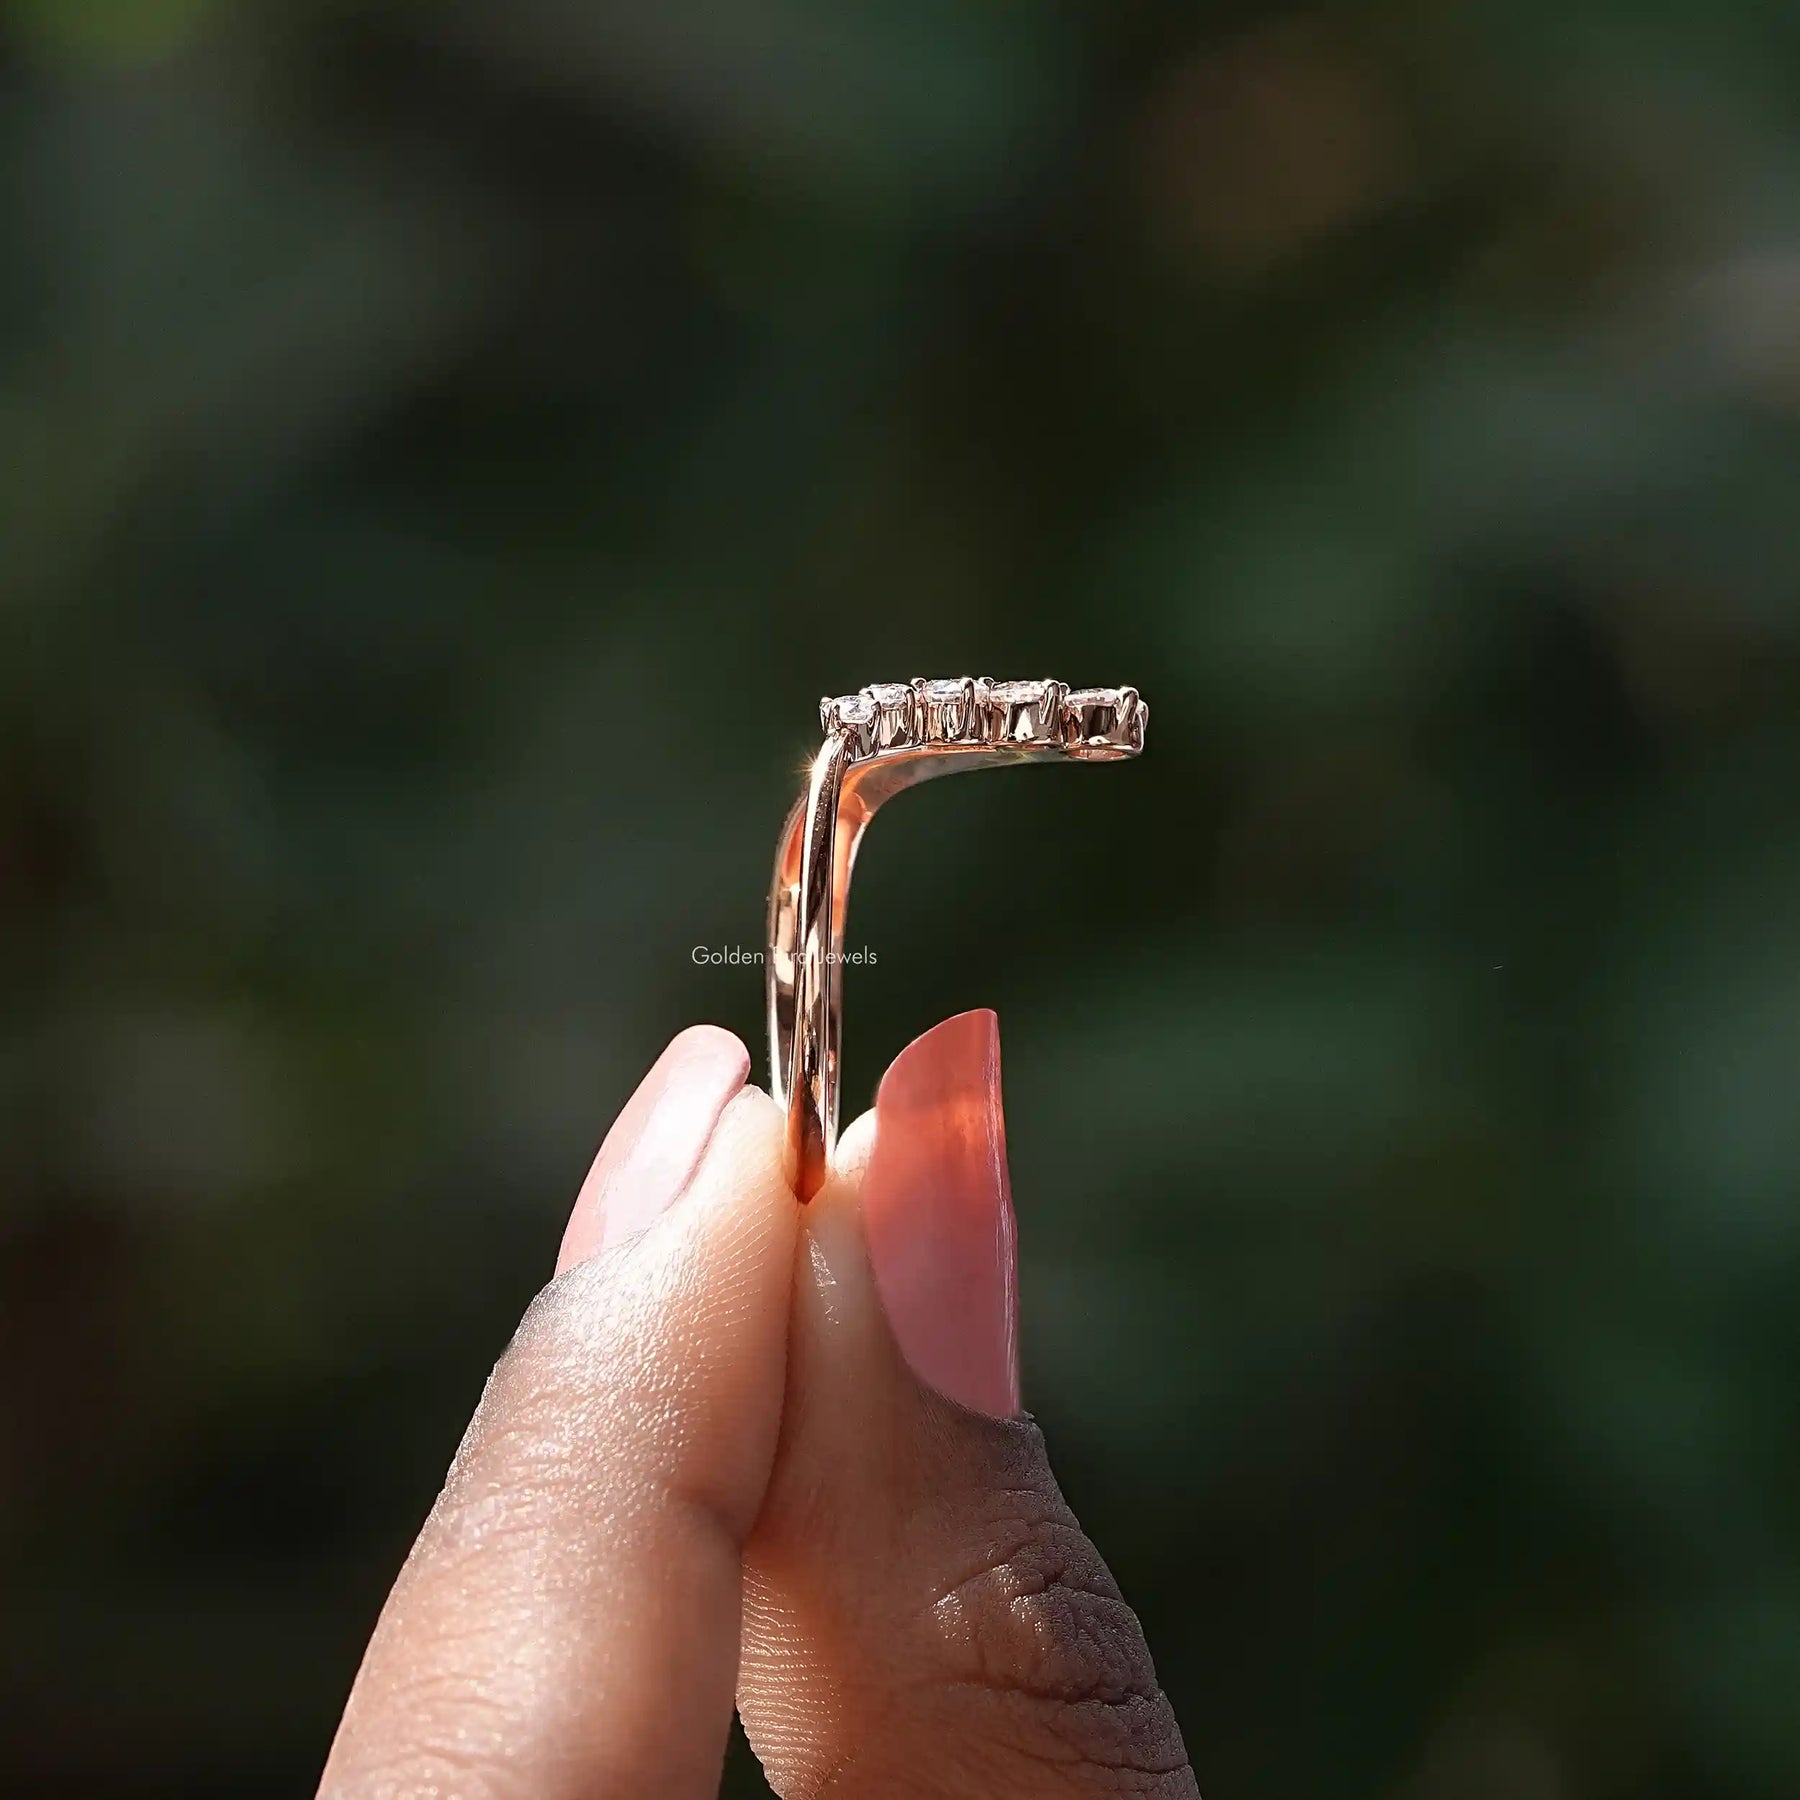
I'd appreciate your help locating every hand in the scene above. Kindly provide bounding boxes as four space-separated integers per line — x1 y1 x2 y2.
320 1013 1198 1798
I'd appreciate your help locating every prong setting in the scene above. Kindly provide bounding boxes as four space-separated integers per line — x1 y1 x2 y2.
913 676 981 743
983 677 1066 747
864 682 919 751
823 691 878 757
1062 686 1142 757
824 678 1146 763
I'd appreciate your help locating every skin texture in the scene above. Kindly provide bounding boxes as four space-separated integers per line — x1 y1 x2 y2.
319 1022 1196 1799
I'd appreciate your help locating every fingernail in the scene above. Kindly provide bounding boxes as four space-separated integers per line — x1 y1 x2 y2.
862 1009 1020 1418
556 1025 750 1272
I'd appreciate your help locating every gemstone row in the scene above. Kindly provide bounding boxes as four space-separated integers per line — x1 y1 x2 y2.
818 679 1146 760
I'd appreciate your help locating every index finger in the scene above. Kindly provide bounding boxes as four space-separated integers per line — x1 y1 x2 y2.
320 1030 795 1800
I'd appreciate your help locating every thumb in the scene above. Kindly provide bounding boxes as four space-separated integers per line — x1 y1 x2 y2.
738 1010 1198 1799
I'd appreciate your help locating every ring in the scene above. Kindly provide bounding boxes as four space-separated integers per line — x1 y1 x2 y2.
767 678 1148 1200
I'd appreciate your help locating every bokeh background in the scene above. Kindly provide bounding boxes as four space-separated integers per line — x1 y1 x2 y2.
6 1 1800 1795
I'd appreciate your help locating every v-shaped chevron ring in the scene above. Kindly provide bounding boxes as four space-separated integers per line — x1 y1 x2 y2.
767 678 1147 1200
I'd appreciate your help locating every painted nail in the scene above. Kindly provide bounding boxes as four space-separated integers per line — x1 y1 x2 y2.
861 1009 1020 1418
556 1025 751 1272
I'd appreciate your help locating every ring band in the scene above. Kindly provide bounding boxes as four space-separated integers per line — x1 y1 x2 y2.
767 678 1147 1200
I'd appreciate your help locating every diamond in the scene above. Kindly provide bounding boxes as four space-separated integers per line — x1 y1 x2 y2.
820 678 1143 762
864 682 918 751
984 678 1062 746
1063 686 1142 757
822 692 878 756
913 677 979 743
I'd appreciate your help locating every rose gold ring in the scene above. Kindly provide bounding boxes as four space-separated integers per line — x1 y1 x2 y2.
767 678 1147 1201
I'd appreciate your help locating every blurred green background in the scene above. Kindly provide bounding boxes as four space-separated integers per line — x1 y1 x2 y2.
6 0 1800 1795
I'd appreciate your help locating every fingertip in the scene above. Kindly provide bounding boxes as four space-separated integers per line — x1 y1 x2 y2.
649 1080 797 1290
667 1022 754 1077
829 1106 879 1190
694 1082 789 1201
874 1008 998 1110
557 1025 751 1273
799 1108 878 1312
863 1006 1017 1419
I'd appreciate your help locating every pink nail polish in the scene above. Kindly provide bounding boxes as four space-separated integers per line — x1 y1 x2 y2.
862 1009 1020 1418
556 1025 750 1272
